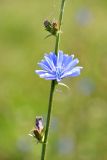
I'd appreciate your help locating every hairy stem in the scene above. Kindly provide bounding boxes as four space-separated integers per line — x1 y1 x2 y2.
41 1 66 160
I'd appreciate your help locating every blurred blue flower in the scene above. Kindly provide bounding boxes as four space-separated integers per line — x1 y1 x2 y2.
77 78 95 96
75 8 92 26
57 137 74 155
35 51 83 82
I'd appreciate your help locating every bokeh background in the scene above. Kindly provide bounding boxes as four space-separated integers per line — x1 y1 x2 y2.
0 0 107 160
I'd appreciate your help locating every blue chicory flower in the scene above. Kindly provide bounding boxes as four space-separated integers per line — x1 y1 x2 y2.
35 51 83 82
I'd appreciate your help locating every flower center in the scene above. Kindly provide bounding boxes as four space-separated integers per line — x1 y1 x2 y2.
56 67 62 81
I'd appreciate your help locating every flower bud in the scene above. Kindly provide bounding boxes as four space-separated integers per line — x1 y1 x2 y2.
44 19 59 36
29 116 44 143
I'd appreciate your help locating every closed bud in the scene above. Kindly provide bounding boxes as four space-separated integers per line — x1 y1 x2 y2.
44 19 59 36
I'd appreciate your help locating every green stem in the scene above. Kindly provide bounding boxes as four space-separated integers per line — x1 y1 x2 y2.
40 80 55 160
55 0 66 54
41 1 66 160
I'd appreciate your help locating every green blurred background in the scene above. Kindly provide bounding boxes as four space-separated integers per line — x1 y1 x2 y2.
0 0 107 159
